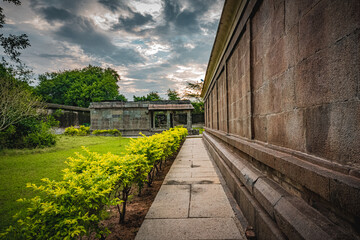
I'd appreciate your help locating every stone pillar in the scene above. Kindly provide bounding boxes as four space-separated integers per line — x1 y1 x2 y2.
166 111 171 129
152 111 156 129
187 110 192 131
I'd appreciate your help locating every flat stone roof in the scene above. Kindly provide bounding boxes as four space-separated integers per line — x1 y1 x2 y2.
149 104 194 110
89 101 194 110
45 103 90 112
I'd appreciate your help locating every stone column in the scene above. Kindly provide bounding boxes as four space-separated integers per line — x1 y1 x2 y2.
166 111 171 129
152 111 156 129
187 110 192 131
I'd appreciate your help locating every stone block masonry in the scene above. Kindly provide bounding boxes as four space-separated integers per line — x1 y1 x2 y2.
89 101 194 136
201 0 360 239
44 103 90 128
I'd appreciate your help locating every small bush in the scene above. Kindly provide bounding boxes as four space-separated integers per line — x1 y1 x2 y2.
193 127 204 134
64 126 78 136
0 116 57 149
92 129 121 136
24 124 56 148
79 125 90 136
64 125 90 136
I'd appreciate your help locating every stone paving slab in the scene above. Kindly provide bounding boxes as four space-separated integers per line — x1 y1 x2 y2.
190 184 235 218
146 185 190 219
191 161 214 168
136 218 242 240
192 157 211 161
191 171 218 178
171 165 192 168
168 167 216 174
166 172 192 178
136 138 243 240
190 167 216 173
163 177 220 185
173 161 192 167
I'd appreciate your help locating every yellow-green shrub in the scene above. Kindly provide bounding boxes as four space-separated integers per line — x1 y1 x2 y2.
1 127 188 239
64 125 90 136
92 129 121 136
125 127 188 186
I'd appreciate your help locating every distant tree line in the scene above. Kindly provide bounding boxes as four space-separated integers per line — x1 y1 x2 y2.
0 0 204 150
132 86 204 114
35 65 127 108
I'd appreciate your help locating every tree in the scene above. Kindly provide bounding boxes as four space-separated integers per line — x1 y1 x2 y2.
0 1 56 149
184 80 204 113
114 94 128 101
35 65 122 108
1 0 33 82
0 0 30 63
0 65 39 132
183 80 203 101
133 91 162 102
167 89 180 100
191 101 204 114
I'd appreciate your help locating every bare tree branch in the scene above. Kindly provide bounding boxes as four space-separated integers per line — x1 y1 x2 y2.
0 76 39 131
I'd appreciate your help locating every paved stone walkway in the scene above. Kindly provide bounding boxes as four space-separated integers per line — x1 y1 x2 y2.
135 138 243 240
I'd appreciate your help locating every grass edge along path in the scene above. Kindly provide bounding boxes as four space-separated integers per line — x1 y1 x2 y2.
0 136 130 232
0 127 187 239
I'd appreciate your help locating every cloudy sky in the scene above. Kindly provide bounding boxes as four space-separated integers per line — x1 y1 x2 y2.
1 0 224 99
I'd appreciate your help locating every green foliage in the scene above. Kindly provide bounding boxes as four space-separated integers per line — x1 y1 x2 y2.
53 109 64 118
64 125 90 136
0 64 55 150
167 89 180 100
184 80 203 101
92 129 121 136
0 115 57 150
2 149 122 239
0 136 131 233
193 127 204 134
0 63 39 132
78 125 90 135
35 65 122 108
191 101 204 113
114 94 128 101
1 128 188 239
125 127 188 187
133 91 162 102
0 0 30 64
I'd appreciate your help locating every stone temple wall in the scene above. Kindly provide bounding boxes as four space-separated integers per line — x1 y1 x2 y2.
90 102 152 136
202 0 359 239
89 101 194 136
45 103 90 128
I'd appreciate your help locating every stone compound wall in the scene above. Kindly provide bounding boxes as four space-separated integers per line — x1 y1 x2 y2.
202 0 359 239
45 103 90 128
192 113 205 124
90 102 151 136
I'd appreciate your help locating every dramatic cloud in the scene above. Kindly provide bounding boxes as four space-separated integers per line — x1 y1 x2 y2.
1 0 224 99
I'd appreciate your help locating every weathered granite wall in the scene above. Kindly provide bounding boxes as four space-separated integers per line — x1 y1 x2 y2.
202 0 359 239
192 113 205 124
90 102 152 136
90 101 195 136
45 103 90 128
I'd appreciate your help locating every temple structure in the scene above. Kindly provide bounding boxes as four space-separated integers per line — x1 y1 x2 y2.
201 0 359 239
89 101 194 136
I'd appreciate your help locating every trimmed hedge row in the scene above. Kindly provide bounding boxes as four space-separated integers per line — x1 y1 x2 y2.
1 127 188 240
92 129 121 136
64 126 121 136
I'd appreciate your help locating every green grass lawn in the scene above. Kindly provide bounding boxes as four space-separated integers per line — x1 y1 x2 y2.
193 127 204 134
0 135 131 232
